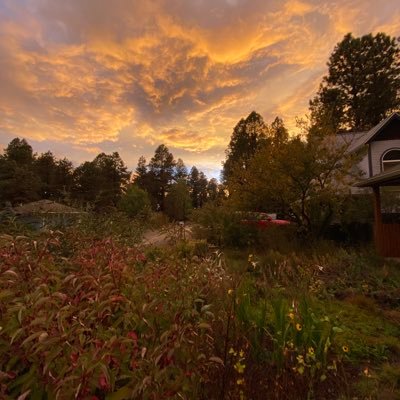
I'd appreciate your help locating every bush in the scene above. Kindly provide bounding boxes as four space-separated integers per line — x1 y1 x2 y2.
118 184 151 218
0 232 225 398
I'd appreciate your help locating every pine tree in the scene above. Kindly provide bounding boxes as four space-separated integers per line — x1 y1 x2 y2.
310 32 400 132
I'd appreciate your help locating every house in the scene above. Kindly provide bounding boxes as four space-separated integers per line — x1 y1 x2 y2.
12 200 84 229
344 112 400 181
346 112 400 257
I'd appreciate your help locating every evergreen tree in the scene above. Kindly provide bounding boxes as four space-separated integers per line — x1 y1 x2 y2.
34 151 57 199
223 111 268 183
148 145 175 211
174 158 188 182
72 152 130 209
0 138 40 204
207 178 219 202
4 138 35 166
270 116 289 146
310 32 400 132
165 179 192 220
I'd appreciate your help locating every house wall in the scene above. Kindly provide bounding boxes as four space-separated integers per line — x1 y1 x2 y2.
358 152 370 177
370 139 400 175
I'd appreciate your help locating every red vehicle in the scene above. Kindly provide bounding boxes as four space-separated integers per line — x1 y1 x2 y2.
239 212 291 228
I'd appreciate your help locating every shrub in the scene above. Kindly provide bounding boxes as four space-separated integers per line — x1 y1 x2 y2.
118 184 151 218
0 232 226 398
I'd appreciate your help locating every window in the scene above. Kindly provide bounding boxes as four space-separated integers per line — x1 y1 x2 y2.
382 149 400 172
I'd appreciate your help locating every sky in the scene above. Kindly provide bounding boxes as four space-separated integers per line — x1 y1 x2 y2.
0 0 399 178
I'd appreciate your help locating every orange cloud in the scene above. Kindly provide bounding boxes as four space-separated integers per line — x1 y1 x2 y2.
0 0 399 174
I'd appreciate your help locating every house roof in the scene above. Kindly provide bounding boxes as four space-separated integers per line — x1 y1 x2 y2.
337 131 368 152
354 166 400 187
14 200 82 214
348 112 400 152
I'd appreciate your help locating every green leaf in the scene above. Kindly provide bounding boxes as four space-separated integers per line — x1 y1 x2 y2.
106 386 133 400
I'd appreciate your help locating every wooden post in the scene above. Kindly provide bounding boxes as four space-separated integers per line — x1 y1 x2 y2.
373 186 382 254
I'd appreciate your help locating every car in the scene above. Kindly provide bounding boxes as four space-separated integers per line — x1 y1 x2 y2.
239 212 291 228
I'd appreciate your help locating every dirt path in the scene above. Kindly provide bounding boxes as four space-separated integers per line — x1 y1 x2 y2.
142 223 193 246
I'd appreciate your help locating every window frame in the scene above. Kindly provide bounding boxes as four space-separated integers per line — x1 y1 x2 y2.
381 148 400 172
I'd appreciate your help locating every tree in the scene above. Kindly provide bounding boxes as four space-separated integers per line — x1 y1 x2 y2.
165 179 192 220
189 166 208 208
4 138 35 166
72 152 130 209
134 156 149 189
228 126 362 235
270 116 289 146
223 111 269 183
0 156 41 205
72 161 100 204
54 158 74 199
310 32 400 132
174 158 188 182
207 178 219 202
148 145 175 210
34 151 58 199
0 138 41 204
118 184 151 218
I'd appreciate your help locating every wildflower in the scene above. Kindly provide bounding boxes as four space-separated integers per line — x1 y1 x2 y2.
236 378 245 385
308 347 314 355
239 349 244 358
248 254 253 262
296 323 302 331
234 361 246 374
288 312 295 320
229 347 237 356
228 289 233 295
342 345 349 353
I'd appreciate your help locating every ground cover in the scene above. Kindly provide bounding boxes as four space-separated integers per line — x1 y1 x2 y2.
0 214 399 399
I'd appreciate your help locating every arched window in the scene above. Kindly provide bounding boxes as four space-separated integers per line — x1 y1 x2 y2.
381 149 400 172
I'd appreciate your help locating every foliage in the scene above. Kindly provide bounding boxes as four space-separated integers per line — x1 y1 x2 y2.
118 185 151 218
0 139 75 206
226 124 363 235
310 32 400 132
222 111 268 184
189 166 208 208
0 229 225 399
0 218 399 399
72 152 130 210
164 179 192 220
34 152 74 200
146 144 176 211
0 139 41 205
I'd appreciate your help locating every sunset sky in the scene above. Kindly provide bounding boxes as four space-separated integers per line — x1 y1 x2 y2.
0 0 399 178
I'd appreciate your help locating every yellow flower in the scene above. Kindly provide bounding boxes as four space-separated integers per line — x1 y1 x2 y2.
236 378 245 385
288 312 295 320
308 347 314 355
239 350 244 358
342 345 349 353
228 289 233 295
296 323 302 331
234 361 246 374
229 347 236 355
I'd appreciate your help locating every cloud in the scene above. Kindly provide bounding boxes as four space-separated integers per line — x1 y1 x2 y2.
0 0 399 175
